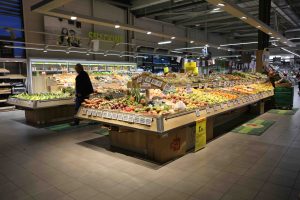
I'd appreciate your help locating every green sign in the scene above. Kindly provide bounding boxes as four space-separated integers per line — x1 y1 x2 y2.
88 31 124 43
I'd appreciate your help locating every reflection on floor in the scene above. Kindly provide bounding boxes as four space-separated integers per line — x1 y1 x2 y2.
0 87 299 200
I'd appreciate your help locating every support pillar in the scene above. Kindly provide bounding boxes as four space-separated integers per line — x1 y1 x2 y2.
256 0 271 72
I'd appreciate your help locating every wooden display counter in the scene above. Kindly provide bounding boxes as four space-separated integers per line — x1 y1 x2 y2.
7 98 75 125
77 91 274 163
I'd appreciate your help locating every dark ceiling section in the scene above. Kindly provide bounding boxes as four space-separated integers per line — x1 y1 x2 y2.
0 0 22 17
116 0 300 43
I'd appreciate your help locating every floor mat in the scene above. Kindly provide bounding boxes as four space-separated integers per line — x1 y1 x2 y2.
232 119 275 136
45 122 100 132
268 108 299 115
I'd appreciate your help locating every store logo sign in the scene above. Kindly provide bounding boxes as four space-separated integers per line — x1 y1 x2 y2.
88 32 124 43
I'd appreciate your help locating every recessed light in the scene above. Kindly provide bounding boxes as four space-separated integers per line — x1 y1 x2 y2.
104 54 107 56
270 36 275 39
284 41 287 43
66 50 70 54
195 24 200 27
217 3 225 7
240 16 247 20
171 36 176 40
217 47 221 49
268 32 272 35
43 50 47 53
277 37 281 40
70 16 77 20
257 26 261 28
213 8 220 11
205 44 209 47
147 31 152 35
115 25 120 28
158 41 172 45
190 41 194 43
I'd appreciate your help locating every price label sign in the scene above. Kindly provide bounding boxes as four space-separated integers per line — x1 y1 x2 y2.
137 76 143 83
195 109 201 117
134 116 140 124
145 118 152 126
128 115 134 123
139 117 146 125
82 108 87 115
112 112 118 119
97 111 102 117
107 112 112 119
102 111 108 118
92 110 97 117
145 77 152 83
87 109 92 116
204 83 208 89
117 113 123 121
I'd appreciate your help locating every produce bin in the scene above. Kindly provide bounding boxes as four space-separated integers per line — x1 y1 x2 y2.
274 87 294 109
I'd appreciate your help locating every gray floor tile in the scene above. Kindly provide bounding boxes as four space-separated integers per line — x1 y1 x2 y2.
68 185 98 200
192 187 224 200
32 188 65 200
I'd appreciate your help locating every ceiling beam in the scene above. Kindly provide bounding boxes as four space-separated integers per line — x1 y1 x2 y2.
131 0 170 11
206 0 295 47
31 0 74 12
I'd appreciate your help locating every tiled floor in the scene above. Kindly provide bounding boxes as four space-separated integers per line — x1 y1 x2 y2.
0 87 300 200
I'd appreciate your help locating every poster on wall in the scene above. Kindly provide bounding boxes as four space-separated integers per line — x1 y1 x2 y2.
44 16 82 47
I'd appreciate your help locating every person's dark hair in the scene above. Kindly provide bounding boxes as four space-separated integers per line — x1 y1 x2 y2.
76 63 84 71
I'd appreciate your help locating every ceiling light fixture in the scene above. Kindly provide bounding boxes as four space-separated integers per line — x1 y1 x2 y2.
217 3 225 7
115 25 120 29
213 8 220 11
240 16 247 20
147 31 152 35
268 32 272 35
220 41 257 46
190 40 194 44
158 41 172 45
70 16 77 20
174 46 204 50
195 24 200 27
281 47 300 57
257 26 261 28
171 36 176 40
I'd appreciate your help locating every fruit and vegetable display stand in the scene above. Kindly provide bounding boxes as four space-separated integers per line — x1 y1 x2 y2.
7 93 75 125
77 72 274 163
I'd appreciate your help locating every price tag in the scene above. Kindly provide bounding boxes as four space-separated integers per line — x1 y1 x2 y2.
206 107 210 113
97 111 102 117
87 109 92 116
117 113 123 121
145 118 152 126
102 111 108 118
200 109 207 116
145 77 152 83
221 103 227 109
137 76 143 83
213 105 219 111
128 115 134 123
213 82 217 87
156 80 163 87
112 112 118 119
123 114 129 122
107 112 112 119
186 84 193 94
92 110 97 117
199 83 203 88
163 83 171 91
219 82 223 87
204 83 208 89
139 117 146 125
195 109 200 117
134 116 140 124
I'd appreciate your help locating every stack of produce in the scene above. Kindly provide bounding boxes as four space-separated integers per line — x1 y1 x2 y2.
12 91 73 101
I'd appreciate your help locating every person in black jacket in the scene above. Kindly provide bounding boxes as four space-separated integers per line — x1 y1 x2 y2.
71 63 94 126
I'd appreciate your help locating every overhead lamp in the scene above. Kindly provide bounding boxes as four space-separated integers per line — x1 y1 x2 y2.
115 25 120 29
43 46 48 53
147 31 152 35
213 8 220 11
104 54 107 56
217 3 225 7
171 50 182 53
268 32 272 35
277 37 281 40
220 41 257 46
86 51 90 56
283 41 287 44
205 44 209 47
171 36 176 40
240 16 247 20
70 16 77 20
66 50 70 54
270 37 275 39
256 26 261 28
158 41 172 45
195 24 200 27
217 47 221 49
190 40 194 44
281 47 300 57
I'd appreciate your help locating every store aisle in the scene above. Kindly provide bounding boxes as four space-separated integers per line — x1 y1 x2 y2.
0 88 299 200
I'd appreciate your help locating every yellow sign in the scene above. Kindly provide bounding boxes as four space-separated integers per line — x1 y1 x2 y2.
195 118 206 151
88 31 124 43
184 61 197 70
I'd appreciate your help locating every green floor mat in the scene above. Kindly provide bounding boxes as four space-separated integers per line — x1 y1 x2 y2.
93 128 109 136
45 122 99 132
232 119 275 136
268 108 299 115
